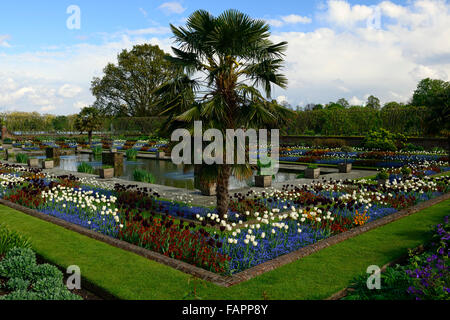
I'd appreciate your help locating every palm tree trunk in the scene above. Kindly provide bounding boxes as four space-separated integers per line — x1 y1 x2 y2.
216 164 231 218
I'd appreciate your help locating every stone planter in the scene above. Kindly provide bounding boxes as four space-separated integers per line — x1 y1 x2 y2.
42 160 54 169
102 152 124 177
255 175 272 187
156 151 166 159
305 168 320 179
338 163 352 173
99 168 114 179
27 158 39 167
46 147 61 159
110 148 117 153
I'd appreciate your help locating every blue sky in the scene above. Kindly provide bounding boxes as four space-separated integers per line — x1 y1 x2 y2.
0 0 449 114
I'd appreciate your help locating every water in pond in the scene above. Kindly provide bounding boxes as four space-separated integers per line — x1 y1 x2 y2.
57 153 301 190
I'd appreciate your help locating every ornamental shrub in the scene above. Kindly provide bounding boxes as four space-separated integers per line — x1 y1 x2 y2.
401 166 412 176
133 169 156 183
0 289 39 300
77 162 94 174
0 248 36 280
377 169 389 180
6 278 30 291
126 148 138 160
364 129 407 151
31 264 63 283
15 153 29 164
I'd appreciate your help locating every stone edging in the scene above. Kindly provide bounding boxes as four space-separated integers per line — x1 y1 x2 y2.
0 192 449 289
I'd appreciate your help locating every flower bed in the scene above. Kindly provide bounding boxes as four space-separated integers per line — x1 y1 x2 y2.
344 215 449 300
0 161 448 276
280 146 449 169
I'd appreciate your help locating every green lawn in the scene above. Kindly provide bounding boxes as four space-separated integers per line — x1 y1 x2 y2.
0 200 449 300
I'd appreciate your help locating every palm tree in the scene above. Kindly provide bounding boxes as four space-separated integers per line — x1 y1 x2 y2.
160 9 291 217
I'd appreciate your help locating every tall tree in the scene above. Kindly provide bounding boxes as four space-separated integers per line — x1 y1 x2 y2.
91 44 182 117
74 107 103 145
336 98 350 108
162 9 291 217
366 95 381 110
411 78 450 134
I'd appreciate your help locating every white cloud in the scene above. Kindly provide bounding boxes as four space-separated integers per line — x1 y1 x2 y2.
276 95 289 104
158 2 186 15
0 35 11 48
0 31 174 114
270 0 450 107
349 96 364 106
1 0 450 115
58 84 83 98
266 14 312 27
40 105 56 112
322 0 374 27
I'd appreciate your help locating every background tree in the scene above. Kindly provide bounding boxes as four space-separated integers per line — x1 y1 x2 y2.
411 78 450 135
51 116 69 132
74 107 103 145
162 9 292 217
383 101 403 110
91 44 183 117
366 95 381 110
326 102 345 110
336 98 350 108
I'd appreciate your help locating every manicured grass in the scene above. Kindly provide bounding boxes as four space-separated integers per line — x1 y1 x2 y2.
0 200 449 300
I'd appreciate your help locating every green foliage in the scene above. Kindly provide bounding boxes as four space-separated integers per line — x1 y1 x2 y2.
404 143 424 152
102 165 113 169
133 169 156 184
411 78 450 135
344 265 413 300
0 248 36 280
3 138 12 144
15 153 29 164
0 247 81 301
366 95 381 110
74 107 103 144
377 169 389 180
126 148 138 160
6 278 30 291
288 106 428 136
401 166 412 176
313 138 346 148
31 264 63 283
0 224 32 255
91 44 182 117
341 146 354 153
307 164 319 169
92 145 103 155
364 129 407 151
0 289 39 300
77 162 94 174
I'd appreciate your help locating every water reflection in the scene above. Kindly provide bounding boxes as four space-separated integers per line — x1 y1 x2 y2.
56 153 299 190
